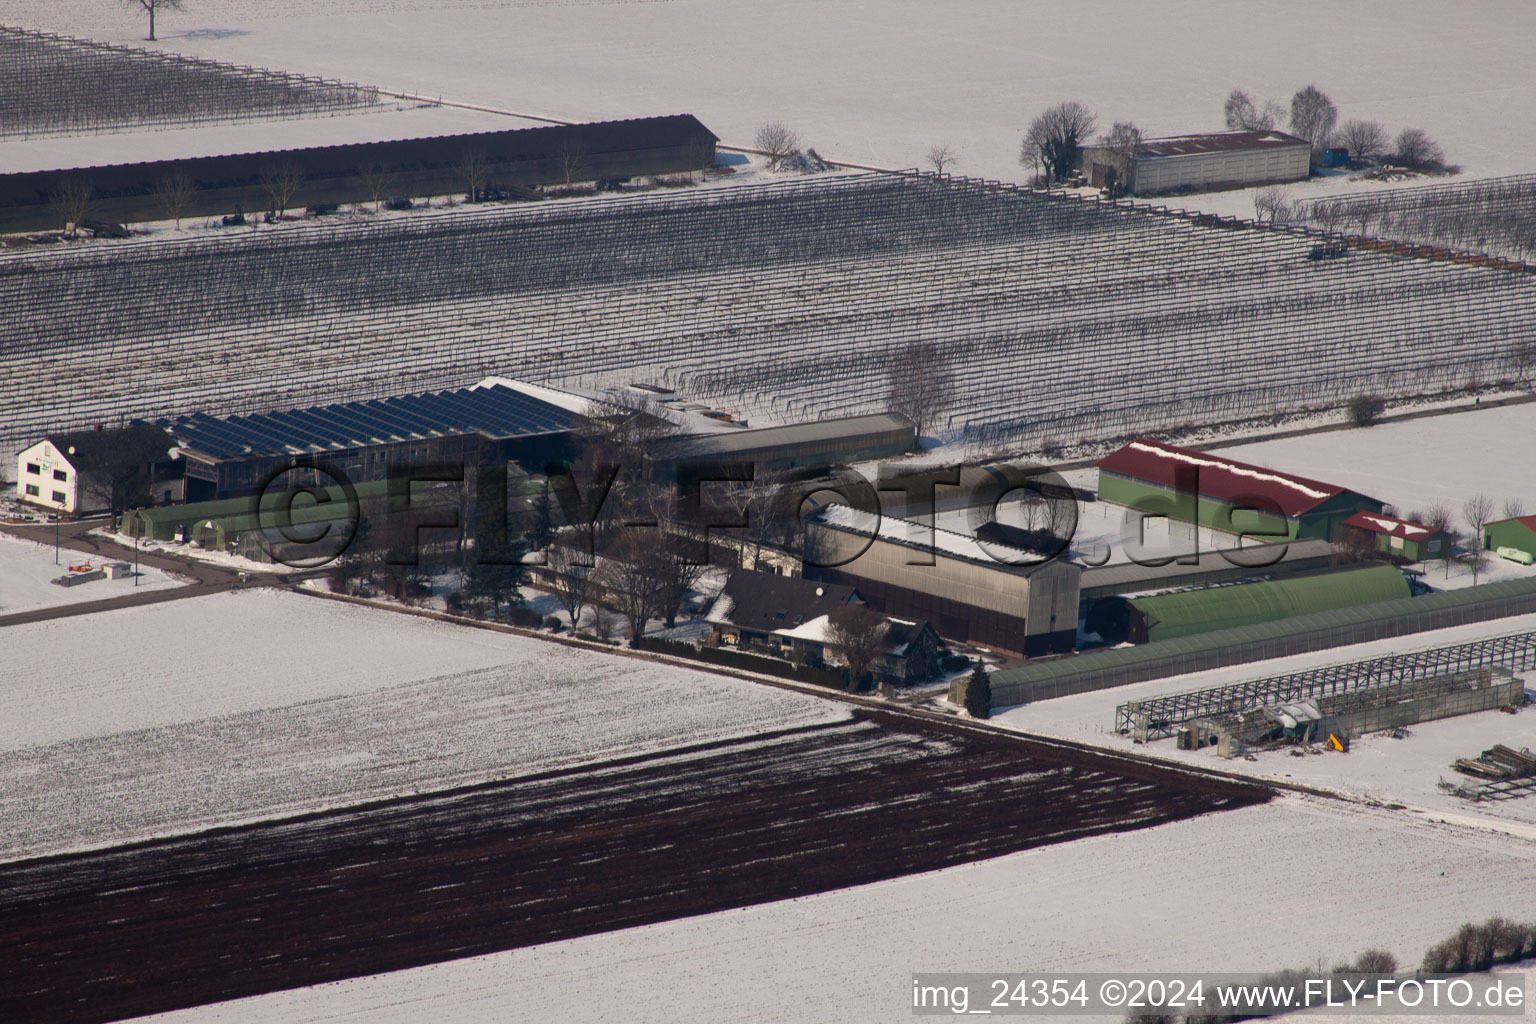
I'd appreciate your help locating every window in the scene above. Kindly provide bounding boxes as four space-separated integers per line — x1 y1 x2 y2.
53 469 67 481
25 462 40 475
52 491 66 503
25 484 39 496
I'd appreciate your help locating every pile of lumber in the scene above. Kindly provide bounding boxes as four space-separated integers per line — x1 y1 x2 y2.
1453 744 1536 780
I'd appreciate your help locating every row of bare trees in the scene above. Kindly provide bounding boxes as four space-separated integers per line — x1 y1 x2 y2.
1226 84 1447 170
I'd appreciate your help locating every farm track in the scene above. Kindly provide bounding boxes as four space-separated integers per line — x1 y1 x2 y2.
0 709 1268 1024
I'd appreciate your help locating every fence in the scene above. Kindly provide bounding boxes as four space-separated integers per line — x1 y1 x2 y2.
1294 173 1536 264
0 25 381 137
1113 629 1536 735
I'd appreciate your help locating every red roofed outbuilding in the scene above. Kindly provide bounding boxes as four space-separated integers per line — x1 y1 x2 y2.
1096 438 1385 542
1484 516 1536 563
1342 511 1452 562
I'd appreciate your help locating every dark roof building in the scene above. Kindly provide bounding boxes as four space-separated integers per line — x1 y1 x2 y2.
0 114 719 232
166 378 580 499
1096 438 1384 541
705 570 861 639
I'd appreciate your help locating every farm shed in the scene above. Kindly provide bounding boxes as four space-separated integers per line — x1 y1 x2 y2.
1108 563 1412 645
1096 438 1384 542
1081 130 1310 196
0 114 718 233
655 413 915 474
1078 537 1337 602
164 378 579 501
1342 510 1452 562
1484 516 1536 560
802 506 1082 657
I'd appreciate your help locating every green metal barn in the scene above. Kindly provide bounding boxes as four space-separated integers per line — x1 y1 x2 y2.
1096 438 1384 541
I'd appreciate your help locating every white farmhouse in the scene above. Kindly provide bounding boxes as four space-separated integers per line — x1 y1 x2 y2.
1082 130 1311 196
15 425 178 515
16 437 85 513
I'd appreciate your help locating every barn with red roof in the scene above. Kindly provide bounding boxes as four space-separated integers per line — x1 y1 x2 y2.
1484 516 1536 563
1096 438 1384 542
1342 510 1452 562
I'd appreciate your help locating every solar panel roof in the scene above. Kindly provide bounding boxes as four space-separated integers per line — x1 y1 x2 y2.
164 382 575 460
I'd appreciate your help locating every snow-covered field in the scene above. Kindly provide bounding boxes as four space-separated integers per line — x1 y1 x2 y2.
13 0 1536 198
1219 402 1536 525
988 611 1536 828
130 794 1536 1024
0 589 847 859
0 531 184 614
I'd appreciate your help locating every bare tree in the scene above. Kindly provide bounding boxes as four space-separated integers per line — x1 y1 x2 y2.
1393 128 1445 170
1463 493 1495 583
887 340 955 440
925 143 957 176
1225 88 1283 131
544 538 595 627
754 122 801 169
1511 343 1536 389
1336 119 1388 161
1310 198 1344 234
1021 100 1098 183
684 135 715 181
826 603 886 691
595 528 669 642
1289 85 1338 154
459 149 491 202
1224 89 1259 131
257 162 304 220
1096 121 1143 195
49 176 94 236
1502 498 1527 520
358 162 395 212
653 531 708 628
120 0 185 41
555 139 586 186
153 169 196 229
1253 185 1291 225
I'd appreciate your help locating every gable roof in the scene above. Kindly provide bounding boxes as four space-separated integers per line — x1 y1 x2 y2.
1344 511 1445 540
705 570 858 634
1486 515 1536 534
1097 438 1363 518
39 423 175 465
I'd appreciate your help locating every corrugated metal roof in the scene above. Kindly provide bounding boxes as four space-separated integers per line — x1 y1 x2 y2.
1136 130 1310 158
1127 564 1411 642
1080 537 1335 594
1098 438 1361 518
660 412 913 460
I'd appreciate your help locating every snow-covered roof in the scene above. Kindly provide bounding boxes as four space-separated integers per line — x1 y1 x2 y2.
1135 130 1310 158
1343 510 1439 540
1098 438 1364 518
811 504 1051 569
